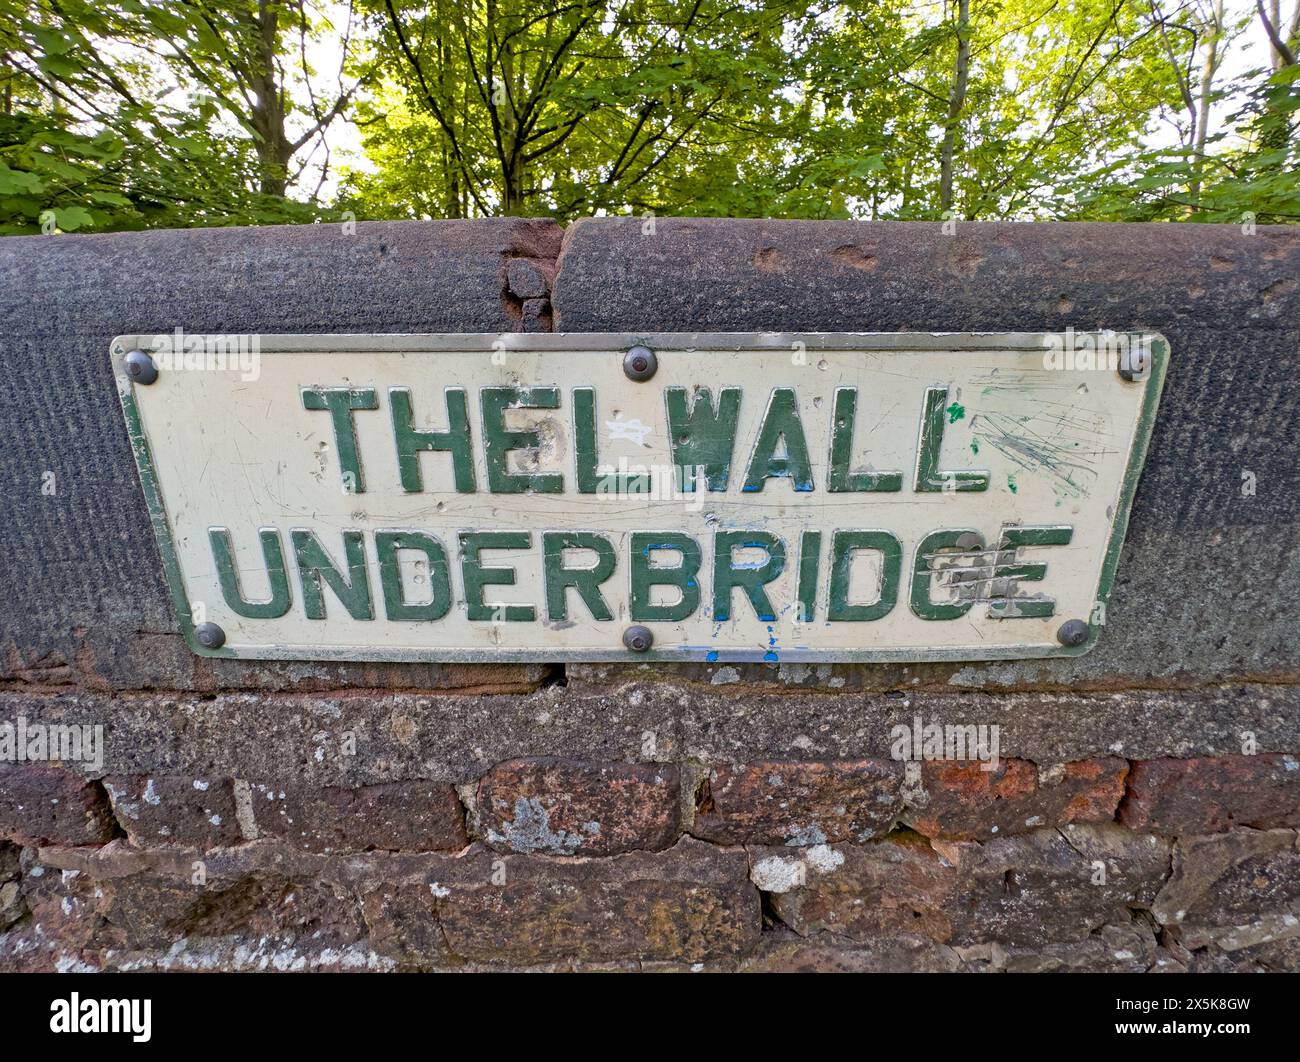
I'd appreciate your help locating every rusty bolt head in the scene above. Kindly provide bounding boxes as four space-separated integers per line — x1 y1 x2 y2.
194 622 226 650
623 345 657 382
1056 619 1090 647
124 349 158 385
622 625 653 652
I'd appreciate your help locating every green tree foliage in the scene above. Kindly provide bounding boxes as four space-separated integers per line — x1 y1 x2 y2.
1073 0 1300 219
341 0 808 218
3 0 1296 231
1 0 357 233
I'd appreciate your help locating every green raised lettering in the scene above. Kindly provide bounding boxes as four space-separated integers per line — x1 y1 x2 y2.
987 525 1073 619
573 388 649 495
915 387 988 492
713 531 786 622
910 528 980 620
665 387 741 492
629 532 702 622
543 531 617 621
209 527 291 619
375 531 451 622
743 388 814 492
389 388 475 493
301 387 377 493
828 388 902 492
480 387 563 494
292 529 373 620
828 530 901 621
460 531 534 621
796 530 822 623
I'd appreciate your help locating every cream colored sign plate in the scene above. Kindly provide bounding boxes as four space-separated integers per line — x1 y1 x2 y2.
113 332 1166 663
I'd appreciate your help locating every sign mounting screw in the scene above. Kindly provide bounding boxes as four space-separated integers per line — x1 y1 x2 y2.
1056 619 1090 647
124 349 158 385
622 625 653 652
1117 344 1150 381
194 622 226 650
623 345 657 382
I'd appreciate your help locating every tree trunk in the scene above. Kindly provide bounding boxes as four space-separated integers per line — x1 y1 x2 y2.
1255 0 1298 158
247 1 292 198
939 0 971 213
498 6 524 214
1189 0 1225 204
437 5 462 218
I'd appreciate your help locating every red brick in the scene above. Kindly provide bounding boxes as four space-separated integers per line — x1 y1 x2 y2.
476 758 680 855
102 776 241 849
13 841 368 959
750 824 1170 949
1 842 22 930
904 757 1128 840
1121 755 1300 834
438 838 758 964
693 760 902 845
941 824 1170 947
21 836 758 968
360 884 450 968
248 780 468 853
738 929 961 972
0 764 115 846
1152 828 1300 950
750 833 958 942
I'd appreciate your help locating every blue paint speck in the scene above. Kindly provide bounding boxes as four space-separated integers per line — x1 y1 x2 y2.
763 625 780 661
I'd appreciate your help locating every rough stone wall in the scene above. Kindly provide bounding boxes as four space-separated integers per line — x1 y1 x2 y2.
1 218 1297 971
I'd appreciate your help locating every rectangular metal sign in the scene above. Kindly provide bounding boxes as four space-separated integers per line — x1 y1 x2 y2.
113 332 1166 663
